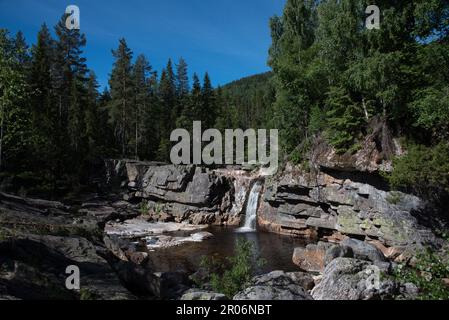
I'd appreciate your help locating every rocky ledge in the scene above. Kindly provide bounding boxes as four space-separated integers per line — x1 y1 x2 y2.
259 163 439 254
0 193 200 300
105 160 256 226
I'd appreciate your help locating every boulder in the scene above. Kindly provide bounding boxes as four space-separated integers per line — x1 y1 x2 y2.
324 245 354 266
0 235 135 300
292 242 333 272
311 258 397 300
233 271 314 300
181 289 228 301
341 238 386 263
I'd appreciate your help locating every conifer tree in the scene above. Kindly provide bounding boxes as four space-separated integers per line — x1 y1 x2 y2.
108 38 134 157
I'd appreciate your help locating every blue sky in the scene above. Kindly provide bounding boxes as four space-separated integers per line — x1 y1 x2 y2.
0 0 285 89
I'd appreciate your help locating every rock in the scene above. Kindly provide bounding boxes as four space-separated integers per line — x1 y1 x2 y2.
105 219 207 238
181 289 228 301
341 238 386 263
324 245 354 266
127 251 149 266
142 231 214 250
442 278 449 288
105 161 238 225
0 234 135 300
368 240 405 260
292 242 333 272
233 271 313 300
191 232 214 241
258 162 439 249
399 283 419 299
311 258 397 300
152 272 191 299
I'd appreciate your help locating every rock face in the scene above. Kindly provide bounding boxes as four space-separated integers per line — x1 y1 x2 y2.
259 163 437 248
105 161 255 226
0 192 154 300
233 271 314 300
311 258 397 300
0 233 135 300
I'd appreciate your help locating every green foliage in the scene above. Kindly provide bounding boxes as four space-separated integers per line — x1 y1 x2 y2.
79 288 99 301
268 0 449 162
394 249 449 300
139 201 149 216
325 86 364 154
410 86 449 140
386 143 449 197
386 192 403 205
219 72 275 130
199 239 265 298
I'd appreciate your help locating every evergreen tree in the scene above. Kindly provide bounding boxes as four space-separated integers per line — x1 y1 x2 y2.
53 15 89 173
108 38 134 157
201 72 216 128
85 71 100 158
175 57 189 98
156 59 176 161
132 54 154 159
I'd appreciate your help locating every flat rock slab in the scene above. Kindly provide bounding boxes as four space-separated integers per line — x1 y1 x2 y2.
105 219 208 238
145 232 214 250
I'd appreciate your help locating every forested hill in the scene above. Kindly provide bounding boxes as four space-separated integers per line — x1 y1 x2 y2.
221 71 273 93
216 72 275 130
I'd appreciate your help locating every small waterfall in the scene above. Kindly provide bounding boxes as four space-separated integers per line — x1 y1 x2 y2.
237 181 262 233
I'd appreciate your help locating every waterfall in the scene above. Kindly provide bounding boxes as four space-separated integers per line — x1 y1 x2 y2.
236 181 262 233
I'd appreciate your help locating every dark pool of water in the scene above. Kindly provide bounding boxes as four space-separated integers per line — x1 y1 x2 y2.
145 226 310 274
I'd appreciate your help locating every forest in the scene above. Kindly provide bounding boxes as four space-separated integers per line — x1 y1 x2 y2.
0 0 448 201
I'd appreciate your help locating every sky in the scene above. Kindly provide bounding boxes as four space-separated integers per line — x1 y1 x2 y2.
0 0 286 89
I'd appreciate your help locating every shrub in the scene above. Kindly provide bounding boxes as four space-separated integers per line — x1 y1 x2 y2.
393 249 449 300
199 238 265 298
385 142 449 197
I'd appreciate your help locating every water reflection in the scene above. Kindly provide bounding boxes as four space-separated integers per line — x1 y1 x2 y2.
145 226 310 274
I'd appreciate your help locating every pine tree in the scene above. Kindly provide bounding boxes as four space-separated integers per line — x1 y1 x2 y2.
132 54 154 159
201 72 216 128
108 38 134 157
53 15 89 172
29 25 58 173
175 57 189 98
85 71 100 158
157 59 176 161
13 31 31 71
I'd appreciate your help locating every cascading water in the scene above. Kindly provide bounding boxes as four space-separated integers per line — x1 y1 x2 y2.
236 181 263 233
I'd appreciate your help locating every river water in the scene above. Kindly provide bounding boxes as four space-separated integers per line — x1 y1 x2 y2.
145 226 309 274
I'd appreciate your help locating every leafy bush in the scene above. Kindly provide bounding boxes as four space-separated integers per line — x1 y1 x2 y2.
394 249 449 300
385 142 449 197
198 238 265 298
